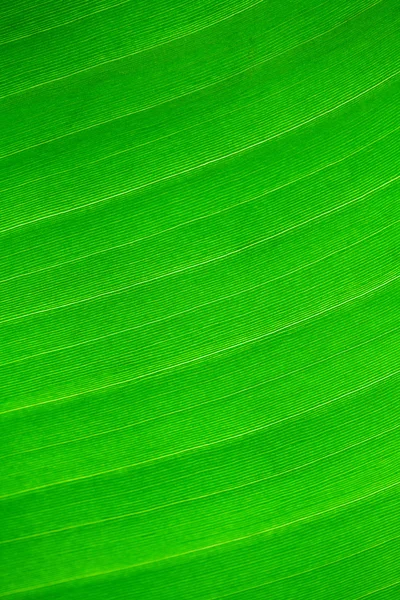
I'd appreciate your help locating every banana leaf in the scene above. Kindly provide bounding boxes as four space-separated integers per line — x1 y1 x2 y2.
1 0 400 598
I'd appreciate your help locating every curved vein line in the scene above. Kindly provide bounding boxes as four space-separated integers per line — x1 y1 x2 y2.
4 1 266 49
1 171 398 325
3 313 400 457
2 419 399 544
215 538 400 599
0 0 133 46
354 580 400 600
0 0 74 20
1 271 398 418
0 18 346 198
0 0 376 160
0 213 397 372
4 8 391 200
1 479 399 597
1 66 397 239
1 362 399 499
2 116 399 282
1 0 309 101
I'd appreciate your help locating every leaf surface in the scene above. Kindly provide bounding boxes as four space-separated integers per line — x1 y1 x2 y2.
1 0 400 598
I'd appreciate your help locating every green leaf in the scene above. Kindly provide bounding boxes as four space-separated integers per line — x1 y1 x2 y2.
1 0 400 598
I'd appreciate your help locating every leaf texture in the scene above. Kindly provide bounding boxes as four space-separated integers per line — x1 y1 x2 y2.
1 0 400 598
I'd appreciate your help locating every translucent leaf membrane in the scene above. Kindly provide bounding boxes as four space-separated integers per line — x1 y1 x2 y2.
1 0 400 598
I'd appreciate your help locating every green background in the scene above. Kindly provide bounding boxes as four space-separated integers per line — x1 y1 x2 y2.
1 0 400 597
